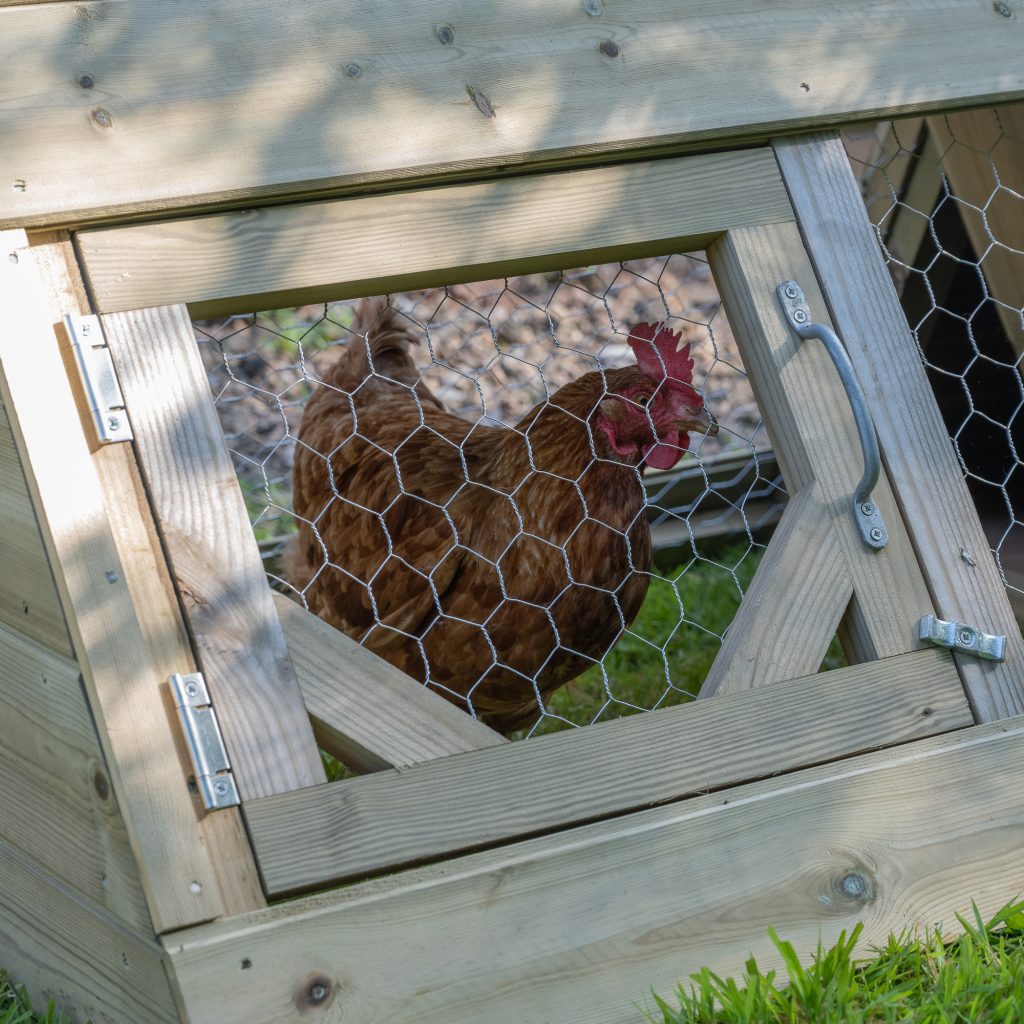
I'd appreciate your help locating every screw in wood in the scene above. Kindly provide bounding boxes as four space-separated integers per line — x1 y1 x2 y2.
583 0 603 15
344 63 362 79
599 40 620 58
838 872 871 902
870 527 884 542
860 502 875 516
793 309 808 323
994 1 1012 16
78 75 95 89
436 24 455 44
92 108 113 128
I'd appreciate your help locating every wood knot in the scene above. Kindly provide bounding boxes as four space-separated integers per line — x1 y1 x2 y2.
599 40 620 58
466 85 496 119
295 975 335 1014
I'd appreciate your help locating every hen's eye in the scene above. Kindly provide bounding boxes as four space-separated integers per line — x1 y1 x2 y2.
637 396 650 408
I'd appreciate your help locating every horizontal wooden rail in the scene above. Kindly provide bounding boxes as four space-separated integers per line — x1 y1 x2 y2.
2 1 1022 228
170 712 1024 1024
246 648 970 895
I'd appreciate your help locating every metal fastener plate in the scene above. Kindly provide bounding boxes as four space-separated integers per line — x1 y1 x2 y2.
917 614 1006 661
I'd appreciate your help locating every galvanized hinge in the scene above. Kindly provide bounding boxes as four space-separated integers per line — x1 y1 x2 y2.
169 672 240 810
63 313 133 443
917 614 1006 662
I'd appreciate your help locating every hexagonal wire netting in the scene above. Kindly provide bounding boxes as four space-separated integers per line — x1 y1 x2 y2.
843 107 1024 623
194 255 791 741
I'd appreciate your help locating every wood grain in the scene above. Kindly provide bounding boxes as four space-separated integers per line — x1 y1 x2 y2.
0 403 72 655
275 593 506 773
169 713 1020 1024
246 648 969 894
2 1 1023 228
0 230 224 932
774 132 1024 721
79 150 793 316
0 837 178 1024
101 305 324 800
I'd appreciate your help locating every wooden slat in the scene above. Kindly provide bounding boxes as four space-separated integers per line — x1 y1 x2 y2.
275 593 506 773
706 221 935 675
774 132 1024 721
101 305 325 800
247 648 969 894
79 149 794 317
0 230 224 933
169 712 1021 1024
0 403 72 655
0 837 178 1024
926 105 1024 354
2 1 1023 228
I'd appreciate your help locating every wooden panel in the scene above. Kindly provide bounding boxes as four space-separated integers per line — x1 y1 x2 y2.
170 714 1022 1024
0 620 151 932
247 648 970 894
275 593 506 773
101 305 325 800
0 403 72 655
707 221 935 672
774 132 1024 721
0 837 178 1024
2 1 1023 228
0 230 224 933
79 150 793 316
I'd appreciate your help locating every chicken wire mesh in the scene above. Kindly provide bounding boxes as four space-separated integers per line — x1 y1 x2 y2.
194 254 794 741
843 106 1024 621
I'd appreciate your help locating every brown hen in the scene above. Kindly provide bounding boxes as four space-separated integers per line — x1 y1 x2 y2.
286 298 716 734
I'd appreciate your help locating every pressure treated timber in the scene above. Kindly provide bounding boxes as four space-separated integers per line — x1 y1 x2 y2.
247 648 969 894
274 593 506 773
0 837 178 1024
0 620 150 932
101 305 325 800
0 403 72 656
26 230 266 921
0 230 223 933
79 150 794 317
3 1 1024 229
702 221 935 691
774 132 1024 722
173 712 1020 1024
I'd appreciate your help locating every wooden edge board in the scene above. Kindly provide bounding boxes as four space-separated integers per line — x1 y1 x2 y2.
246 648 969 895
168 712 1022 1024
274 593 506 773
772 132 1024 721
78 149 794 317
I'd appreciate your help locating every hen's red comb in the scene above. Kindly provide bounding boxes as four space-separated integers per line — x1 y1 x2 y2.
627 322 694 384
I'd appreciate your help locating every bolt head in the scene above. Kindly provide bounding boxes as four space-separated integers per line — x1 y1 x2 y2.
793 309 808 324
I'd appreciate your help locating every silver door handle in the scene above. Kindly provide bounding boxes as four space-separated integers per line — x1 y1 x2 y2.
777 280 888 550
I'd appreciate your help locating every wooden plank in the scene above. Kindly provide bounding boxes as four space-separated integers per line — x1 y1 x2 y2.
246 648 969 894
101 305 325 800
0 230 224 933
3 1 1023 228
274 593 506 773
707 221 935 669
0 620 151 932
926 105 1024 355
700 488 851 698
0 837 178 1024
79 149 794 317
0 402 72 655
26 231 266 921
774 132 1024 721
169 712 1021 1024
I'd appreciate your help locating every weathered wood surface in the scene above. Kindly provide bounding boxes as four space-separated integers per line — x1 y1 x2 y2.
0 837 179 1024
0 230 224 933
275 593 506 773
247 648 969 894
774 132 1024 722
0 403 72 655
79 149 794 317
170 712 1019 1024
2 1 1023 228
102 305 325 801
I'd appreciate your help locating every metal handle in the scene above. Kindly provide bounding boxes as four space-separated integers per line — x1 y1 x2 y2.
777 280 888 550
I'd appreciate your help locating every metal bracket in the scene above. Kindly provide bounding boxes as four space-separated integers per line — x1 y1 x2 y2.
917 614 1006 661
63 313 133 443
169 672 240 810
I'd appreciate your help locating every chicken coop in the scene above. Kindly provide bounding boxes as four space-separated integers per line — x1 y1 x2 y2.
2 5 1024 1023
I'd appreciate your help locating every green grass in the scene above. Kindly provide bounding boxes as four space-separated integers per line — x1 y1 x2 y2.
649 901 1024 1024
0 973 73 1024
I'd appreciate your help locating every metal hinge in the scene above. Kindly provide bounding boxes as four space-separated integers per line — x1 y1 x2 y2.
917 614 1006 661
169 672 240 810
63 313 133 443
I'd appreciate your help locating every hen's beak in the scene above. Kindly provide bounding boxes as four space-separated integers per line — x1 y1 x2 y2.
676 408 719 437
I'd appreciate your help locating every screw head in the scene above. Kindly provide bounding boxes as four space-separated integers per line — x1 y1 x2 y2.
213 779 230 796
344 62 362 78
184 681 200 698
599 40 620 58
870 527 884 542
784 283 799 299
793 309 808 324
12 180 26 193
78 74 95 89
107 414 121 431
435 23 455 44
838 872 871 901
92 108 113 128
105 570 118 584
860 502 875 516
994 1 1012 16
959 628 976 646
583 0 603 15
